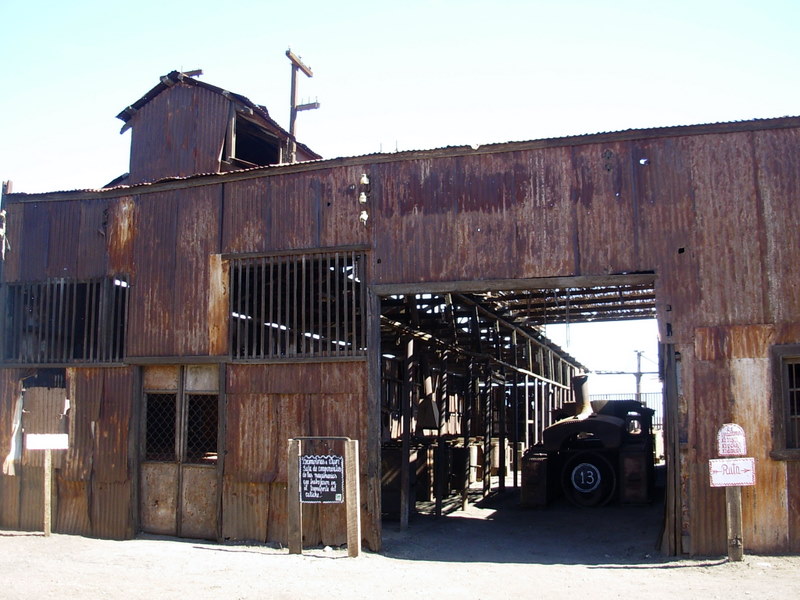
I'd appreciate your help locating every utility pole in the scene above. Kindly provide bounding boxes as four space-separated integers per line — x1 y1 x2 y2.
286 49 319 163
594 350 658 403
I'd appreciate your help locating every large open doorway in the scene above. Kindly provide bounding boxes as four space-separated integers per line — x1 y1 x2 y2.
375 273 672 547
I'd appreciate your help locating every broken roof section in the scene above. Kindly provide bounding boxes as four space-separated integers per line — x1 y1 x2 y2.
113 70 320 186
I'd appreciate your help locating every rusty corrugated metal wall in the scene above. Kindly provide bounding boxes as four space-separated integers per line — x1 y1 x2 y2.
127 83 230 185
224 361 378 549
1 118 798 555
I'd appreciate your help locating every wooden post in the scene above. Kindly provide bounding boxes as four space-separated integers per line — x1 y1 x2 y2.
400 337 414 530
726 486 744 561
43 448 52 537
287 439 302 554
345 439 361 557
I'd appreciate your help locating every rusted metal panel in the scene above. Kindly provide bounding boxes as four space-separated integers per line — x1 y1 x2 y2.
93 367 134 483
695 325 777 361
128 191 179 356
128 187 222 357
689 132 769 326
372 149 581 284
143 365 179 390
19 467 46 530
208 254 229 356
91 480 133 539
0 369 22 475
128 84 229 185
140 462 178 535
0 474 21 528
19 202 49 281
228 363 322 394
225 393 281 483
628 136 700 344
21 387 67 468
732 358 789 551
266 481 287 545
267 173 323 251
185 365 219 392
789 462 800 552
221 178 272 254
62 368 101 481
571 142 637 275
223 362 375 548
3 203 24 282
688 357 732 555
55 477 91 536
106 196 137 277
318 166 372 248
76 198 111 279
753 127 800 325
45 201 81 277
174 186 222 356
180 465 217 539
221 479 269 542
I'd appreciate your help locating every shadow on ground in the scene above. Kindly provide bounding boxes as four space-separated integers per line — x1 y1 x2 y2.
380 477 672 567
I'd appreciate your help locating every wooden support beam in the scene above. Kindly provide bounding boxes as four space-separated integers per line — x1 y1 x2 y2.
400 336 414 530
287 439 302 554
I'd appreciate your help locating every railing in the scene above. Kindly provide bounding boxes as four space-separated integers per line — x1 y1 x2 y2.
590 392 663 429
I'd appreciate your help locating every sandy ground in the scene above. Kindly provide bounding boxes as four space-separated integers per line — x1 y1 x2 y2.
1 489 798 600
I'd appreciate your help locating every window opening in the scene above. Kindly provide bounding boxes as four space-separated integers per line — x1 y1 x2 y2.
3 276 128 364
185 394 219 464
145 393 177 462
785 358 800 449
230 251 366 360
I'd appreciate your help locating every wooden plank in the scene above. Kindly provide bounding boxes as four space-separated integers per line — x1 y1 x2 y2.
726 486 744 561
345 439 361 557
287 438 302 553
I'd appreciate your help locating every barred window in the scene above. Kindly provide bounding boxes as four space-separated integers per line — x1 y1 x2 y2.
2 276 128 364
230 251 366 360
771 345 800 459
785 359 800 449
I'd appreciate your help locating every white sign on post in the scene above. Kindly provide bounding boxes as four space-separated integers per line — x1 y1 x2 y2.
717 423 747 456
709 457 756 487
26 433 69 450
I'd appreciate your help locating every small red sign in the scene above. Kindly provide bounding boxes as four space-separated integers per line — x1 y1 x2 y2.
717 423 746 456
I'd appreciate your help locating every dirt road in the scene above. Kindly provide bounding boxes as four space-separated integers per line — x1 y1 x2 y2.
2 492 798 599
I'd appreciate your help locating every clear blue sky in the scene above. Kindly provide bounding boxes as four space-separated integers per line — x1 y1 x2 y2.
1 0 796 392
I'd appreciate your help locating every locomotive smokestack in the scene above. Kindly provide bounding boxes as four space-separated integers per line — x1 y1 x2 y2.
572 374 592 419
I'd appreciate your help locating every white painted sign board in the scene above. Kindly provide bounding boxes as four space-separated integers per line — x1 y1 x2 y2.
709 457 755 487
26 433 69 450
717 423 747 456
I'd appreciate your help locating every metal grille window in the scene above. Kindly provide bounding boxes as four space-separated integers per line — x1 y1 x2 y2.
786 359 800 449
185 394 219 464
230 251 366 360
145 394 177 461
771 345 800 458
2 276 128 364
144 392 219 464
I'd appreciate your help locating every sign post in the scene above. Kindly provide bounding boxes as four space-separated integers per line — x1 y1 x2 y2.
709 424 753 562
287 437 361 557
25 433 69 537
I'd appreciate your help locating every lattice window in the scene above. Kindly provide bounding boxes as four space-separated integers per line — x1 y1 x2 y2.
145 393 177 461
185 394 218 464
230 251 366 360
144 392 219 464
2 276 128 364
